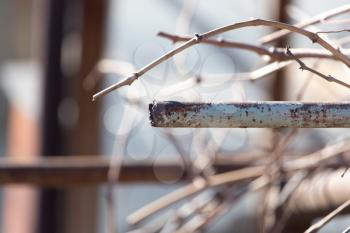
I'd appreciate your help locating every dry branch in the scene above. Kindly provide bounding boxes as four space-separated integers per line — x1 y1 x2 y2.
158 31 350 61
127 166 265 225
128 138 350 224
317 29 350 34
93 19 350 100
260 4 350 44
304 199 350 233
286 46 350 89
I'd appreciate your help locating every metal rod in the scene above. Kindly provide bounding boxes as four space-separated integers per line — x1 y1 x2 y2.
150 101 350 128
0 156 251 186
0 157 347 227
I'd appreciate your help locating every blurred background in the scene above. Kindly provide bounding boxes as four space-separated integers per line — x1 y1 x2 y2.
0 0 350 233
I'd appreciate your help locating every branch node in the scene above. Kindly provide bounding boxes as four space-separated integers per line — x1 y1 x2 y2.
195 33 203 42
326 75 335 82
311 36 318 43
133 72 139 79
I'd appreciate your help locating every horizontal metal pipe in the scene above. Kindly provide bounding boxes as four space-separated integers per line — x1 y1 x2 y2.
0 156 253 186
0 155 342 186
149 101 350 128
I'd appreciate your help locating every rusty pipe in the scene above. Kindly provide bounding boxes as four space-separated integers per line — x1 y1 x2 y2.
149 101 350 128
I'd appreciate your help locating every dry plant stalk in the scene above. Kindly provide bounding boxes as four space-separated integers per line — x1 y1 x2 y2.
158 31 350 61
92 18 350 100
88 3 350 233
305 199 350 233
128 138 350 225
260 4 350 44
285 46 350 89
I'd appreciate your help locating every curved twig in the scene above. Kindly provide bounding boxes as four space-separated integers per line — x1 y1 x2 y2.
93 18 350 101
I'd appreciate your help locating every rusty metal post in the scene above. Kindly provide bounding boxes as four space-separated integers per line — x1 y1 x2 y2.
150 101 350 128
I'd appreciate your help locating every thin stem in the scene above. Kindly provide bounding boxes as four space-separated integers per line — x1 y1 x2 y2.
158 31 274 57
127 166 264 225
342 226 350 233
286 46 350 89
317 29 350 34
159 31 350 61
128 138 350 225
261 4 350 44
93 18 350 100
305 199 350 233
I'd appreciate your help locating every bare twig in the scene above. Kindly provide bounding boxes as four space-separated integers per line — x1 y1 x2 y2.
305 199 350 233
127 166 265 225
158 31 276 58
93 18 350 100
259 128 299 233
286 46 350 89
271 171 309 233
341 167 349 177
260 4 350 44
159 31 350 61
342 225 350 233
286 138 350 171
317 29 350 34
174 198 225 233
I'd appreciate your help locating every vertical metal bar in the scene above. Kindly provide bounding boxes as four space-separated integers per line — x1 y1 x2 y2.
40 0 65 232
40 0 106 232
41 0 65 156
62 0 106 233
272 0 291 101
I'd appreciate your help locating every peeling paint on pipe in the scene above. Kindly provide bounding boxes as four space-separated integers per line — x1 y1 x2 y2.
149 101 350 128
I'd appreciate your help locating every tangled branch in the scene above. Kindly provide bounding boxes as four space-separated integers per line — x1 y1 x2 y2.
93 18 350 101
